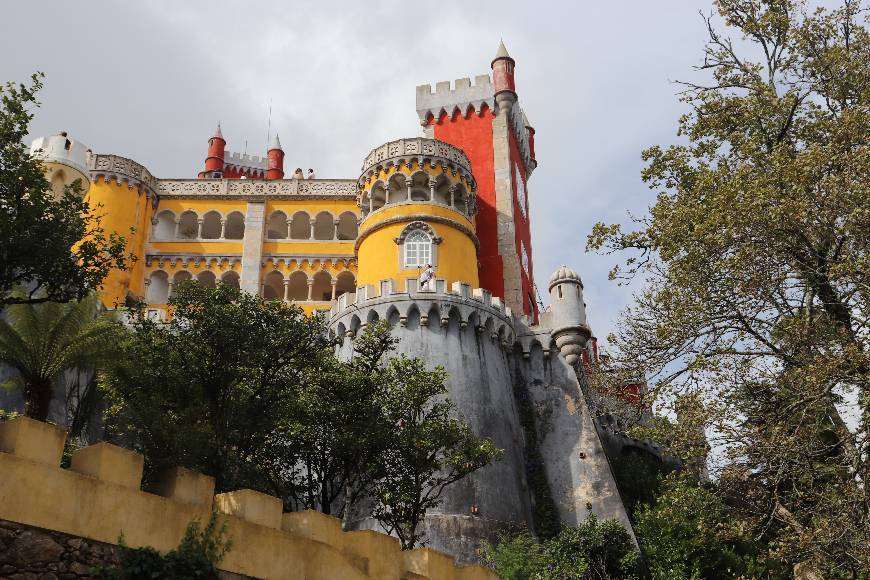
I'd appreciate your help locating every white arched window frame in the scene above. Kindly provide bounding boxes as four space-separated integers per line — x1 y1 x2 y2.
514 164 527 220
395 221 442 270
404 230 432 268
521 241 530 276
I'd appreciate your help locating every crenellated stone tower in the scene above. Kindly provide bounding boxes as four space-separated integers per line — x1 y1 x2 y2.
416 41 538 321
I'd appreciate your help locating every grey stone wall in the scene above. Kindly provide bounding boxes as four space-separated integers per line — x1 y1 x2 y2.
0 520 253 580
0 519 120 579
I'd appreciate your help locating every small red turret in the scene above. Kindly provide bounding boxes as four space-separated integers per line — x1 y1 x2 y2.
202 124 226 178
266 133 285 180
523 112 537 164
491 40 517 111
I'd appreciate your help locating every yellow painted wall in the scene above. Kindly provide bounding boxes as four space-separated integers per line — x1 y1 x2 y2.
84 178 151 307
357 203 478 291
0 417 496 580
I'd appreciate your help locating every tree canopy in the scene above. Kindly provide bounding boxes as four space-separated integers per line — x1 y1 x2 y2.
588 0 869 574
0 73 128 306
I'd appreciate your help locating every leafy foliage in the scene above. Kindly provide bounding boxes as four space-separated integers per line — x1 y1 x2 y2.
482 515 638 580
101 282 327 495
0 294 119 421
0 73 128 307
371 352 503 549
102 287 497 547
94 513 231 579
587 1 869 573
634 476 788 580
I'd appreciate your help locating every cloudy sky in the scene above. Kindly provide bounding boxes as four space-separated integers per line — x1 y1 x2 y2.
1 0 720 343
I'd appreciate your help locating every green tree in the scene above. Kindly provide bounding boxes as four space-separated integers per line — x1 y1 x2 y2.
588 0 869 573
0 294 118 421
101 282 326 495
0 73 128 307
634 476 787 580
482 516 639 580
371 355 503 549
289 321 397 520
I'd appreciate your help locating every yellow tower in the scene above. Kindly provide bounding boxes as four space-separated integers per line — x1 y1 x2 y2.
85 154 159 307
355 138 479 291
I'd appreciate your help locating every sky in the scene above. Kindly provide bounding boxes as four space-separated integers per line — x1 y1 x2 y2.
0 0 718 345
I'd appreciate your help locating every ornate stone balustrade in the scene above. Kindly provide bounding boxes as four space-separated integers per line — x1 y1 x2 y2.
359 138 475 187
89 153 159 197
157 178 358 199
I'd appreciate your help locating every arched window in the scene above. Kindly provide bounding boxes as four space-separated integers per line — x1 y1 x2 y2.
224 212 245 239
521 241 530 275
145 271 169 303
404 230 432 268
515 164 527 220
153 211 176 240
200 211 222 239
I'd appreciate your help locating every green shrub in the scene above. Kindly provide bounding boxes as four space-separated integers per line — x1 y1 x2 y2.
94 513 231 579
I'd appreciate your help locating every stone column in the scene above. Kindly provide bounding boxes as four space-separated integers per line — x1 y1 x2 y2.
330 280 337 300
219 219 226 239
174 218 181 239
309 218 316 240
406 179 413 201
333 219 340 240
428 177 437 202
239 201 266 294
492 111 524 315
283 280 290 301
196 218 204 239
307 279 314 301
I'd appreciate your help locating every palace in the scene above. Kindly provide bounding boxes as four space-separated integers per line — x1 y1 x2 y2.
27 42 656 561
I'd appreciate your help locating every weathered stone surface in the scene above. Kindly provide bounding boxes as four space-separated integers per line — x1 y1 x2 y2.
7 532 64 564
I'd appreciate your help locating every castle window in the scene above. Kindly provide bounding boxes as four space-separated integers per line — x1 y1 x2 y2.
521 241 530 275
404 230 432 268
514 164 527 220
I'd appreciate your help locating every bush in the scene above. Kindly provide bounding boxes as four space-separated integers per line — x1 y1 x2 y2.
94 513 231 579
482 514 638 579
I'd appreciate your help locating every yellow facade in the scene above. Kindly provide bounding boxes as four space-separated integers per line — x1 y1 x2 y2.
72 137 480 316
356 203 479 291
84 177 153 307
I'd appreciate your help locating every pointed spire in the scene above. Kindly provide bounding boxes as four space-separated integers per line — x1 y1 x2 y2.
269 132 282 151
495 39 511 60
212 123 224 141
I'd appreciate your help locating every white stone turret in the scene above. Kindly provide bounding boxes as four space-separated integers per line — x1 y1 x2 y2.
29 132 91 197
548 265 591 365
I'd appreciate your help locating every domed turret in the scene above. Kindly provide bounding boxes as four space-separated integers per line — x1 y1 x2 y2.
548 265 590 365
29 132 91 197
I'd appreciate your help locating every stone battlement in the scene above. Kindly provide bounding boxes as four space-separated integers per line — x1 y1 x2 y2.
0 417 494 580
415 75 495 124
224 150 266 170
330 278 517 344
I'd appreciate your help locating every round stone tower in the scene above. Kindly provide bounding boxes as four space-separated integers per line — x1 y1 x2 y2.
355 137 480 291
29 132 91 198
330 137 535 557
548 265 591 365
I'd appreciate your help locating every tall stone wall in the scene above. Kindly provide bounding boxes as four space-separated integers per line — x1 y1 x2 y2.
329 279 636 559
513 340 634 534
331 281 535 558
0 417 495 580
